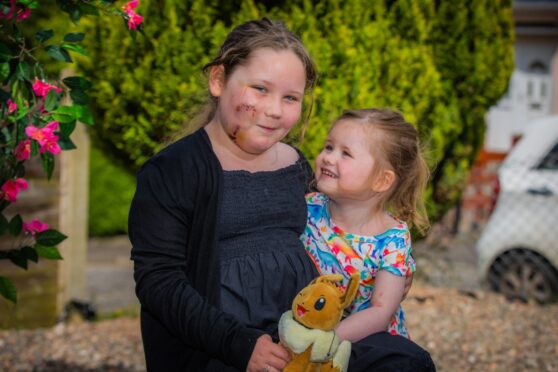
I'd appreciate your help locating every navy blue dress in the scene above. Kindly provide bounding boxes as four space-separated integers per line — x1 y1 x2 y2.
218 159 319 338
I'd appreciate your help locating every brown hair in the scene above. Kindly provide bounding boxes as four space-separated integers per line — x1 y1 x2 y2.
181 18 317 135
334 108 430 234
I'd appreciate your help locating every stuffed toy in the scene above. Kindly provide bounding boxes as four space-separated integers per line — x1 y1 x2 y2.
278 273 360 372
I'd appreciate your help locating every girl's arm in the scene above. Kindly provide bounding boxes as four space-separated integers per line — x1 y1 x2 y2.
130 160 265 370
334 270 405 342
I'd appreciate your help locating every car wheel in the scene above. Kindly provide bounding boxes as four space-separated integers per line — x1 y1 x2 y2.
487 248 558 303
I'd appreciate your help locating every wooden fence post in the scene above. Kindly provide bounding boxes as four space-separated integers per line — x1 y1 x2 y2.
57 120 90 311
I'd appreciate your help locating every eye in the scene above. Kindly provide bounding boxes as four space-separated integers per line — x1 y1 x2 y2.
284 95 299 103
324 144 333 152
342 150 352 158
252 85 266 93
314 296 326 310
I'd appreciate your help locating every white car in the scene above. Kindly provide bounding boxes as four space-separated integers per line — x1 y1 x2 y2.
476 115 558 303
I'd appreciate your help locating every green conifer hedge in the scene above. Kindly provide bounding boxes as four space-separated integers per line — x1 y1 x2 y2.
81 0 514 223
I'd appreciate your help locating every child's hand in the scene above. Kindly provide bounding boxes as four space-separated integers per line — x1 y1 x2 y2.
247 334 290 372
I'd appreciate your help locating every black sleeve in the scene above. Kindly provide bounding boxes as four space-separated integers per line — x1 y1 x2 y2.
129 161 264 369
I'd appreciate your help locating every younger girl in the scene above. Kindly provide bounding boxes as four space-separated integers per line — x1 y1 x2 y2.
303 108 430 341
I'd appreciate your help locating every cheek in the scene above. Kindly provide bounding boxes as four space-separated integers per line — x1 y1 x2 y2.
282 104 302 127
315 153 325 167
229 87 262 121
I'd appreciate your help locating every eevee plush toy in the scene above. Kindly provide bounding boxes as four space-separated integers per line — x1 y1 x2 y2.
278 274 360 372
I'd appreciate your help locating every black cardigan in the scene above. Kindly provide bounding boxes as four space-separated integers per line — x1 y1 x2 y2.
129 128 264 371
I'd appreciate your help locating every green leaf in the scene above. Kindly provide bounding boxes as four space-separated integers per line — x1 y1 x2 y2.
78 2 99 16
27 0 39 8
52 105 79 123
63 76 92 90
57 134 76 150
59 121 76 137
45 45 73 63
35 29 55 43
0 277 17 304
44 89 59 112
30 139 39 157
8 250 27 270
41 153 55 180
0 213 8 234
63 33 85 42
36 229 67 246
21 246 38 263
34 244 63 260
70 89 89 104
12 24 24 43
62 43 88 57
0 43 12 63
16 61 30 81
77 105 94 125
0 62 9 82
8 214 23 236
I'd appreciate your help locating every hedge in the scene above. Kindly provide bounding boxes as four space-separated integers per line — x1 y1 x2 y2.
79 0 514 223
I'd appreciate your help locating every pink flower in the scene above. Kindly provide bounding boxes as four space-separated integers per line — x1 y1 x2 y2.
1 178 28 202
123 0 139 12
14 139 31 161
122 0 142 30
41 139 61 155
6 99 17 114
25 121 61 155
0 0 31 22
126 10 143 30
32 78 62 98
23 219 49 237
16 6 30 21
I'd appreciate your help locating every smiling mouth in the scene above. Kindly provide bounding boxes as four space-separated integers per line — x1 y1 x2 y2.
296 304 308 318
257 125 277 132
321 169 338 178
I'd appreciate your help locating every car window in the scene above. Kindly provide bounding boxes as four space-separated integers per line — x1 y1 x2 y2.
537 142 558 170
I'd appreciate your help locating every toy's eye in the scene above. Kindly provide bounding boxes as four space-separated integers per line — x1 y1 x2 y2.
314 296 326 310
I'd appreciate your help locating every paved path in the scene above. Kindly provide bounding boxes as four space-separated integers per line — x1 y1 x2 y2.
86 236 139 314
85 233 482 314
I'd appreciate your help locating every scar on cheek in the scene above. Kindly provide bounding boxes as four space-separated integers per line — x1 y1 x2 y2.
227 126 240 141
235 104 256 118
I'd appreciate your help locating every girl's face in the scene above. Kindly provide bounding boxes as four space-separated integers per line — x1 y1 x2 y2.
315 120 394 201
209 48 306 155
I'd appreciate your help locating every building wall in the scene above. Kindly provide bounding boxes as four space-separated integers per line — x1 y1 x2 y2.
458 1 558 233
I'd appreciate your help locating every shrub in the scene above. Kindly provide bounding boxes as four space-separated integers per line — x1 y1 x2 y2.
80 0 514 223
88 145 135 236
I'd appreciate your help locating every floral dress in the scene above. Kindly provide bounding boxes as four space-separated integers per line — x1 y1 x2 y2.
301 192 415 338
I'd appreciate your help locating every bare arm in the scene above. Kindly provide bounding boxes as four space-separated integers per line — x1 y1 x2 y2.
334 270 405 342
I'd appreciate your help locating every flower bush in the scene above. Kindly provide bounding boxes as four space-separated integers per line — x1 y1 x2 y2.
0 0 143 304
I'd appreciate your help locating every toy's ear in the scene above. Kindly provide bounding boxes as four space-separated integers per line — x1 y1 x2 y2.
315 274 344 285
340 274 360 309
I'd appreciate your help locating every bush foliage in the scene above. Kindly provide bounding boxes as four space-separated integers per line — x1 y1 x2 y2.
88 145 135 236
81 0 514 222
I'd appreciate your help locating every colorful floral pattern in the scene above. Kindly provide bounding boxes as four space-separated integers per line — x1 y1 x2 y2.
301 192 415 338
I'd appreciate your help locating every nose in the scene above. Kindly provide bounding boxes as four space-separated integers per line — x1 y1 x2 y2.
321 151 333 165
264 97 282 119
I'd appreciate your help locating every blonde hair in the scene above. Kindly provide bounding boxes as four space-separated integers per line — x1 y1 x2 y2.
333 108 430 234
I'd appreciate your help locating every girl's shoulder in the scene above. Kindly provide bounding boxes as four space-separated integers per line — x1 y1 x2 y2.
277 142 302 165
305 191 328 206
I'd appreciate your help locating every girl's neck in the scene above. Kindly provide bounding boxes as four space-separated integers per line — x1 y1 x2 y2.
328 196 394 236
204 120 279 172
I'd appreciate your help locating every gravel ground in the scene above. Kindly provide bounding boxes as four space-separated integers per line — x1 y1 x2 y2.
1 235 557 371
